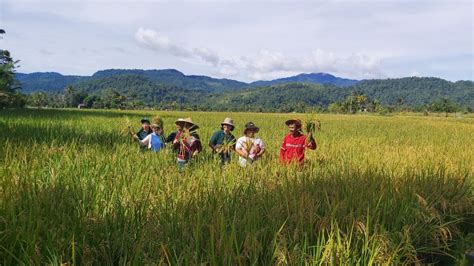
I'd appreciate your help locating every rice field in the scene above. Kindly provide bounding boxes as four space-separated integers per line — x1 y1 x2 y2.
1 108 473 265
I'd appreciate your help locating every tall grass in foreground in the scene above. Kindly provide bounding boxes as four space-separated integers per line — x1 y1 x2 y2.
1 109 473 264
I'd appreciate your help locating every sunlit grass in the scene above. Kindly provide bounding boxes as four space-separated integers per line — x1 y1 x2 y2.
1 108 473 264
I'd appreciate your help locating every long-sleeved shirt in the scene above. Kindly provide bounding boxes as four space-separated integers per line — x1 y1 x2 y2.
279 133 316 165
166 131 178 144
136 128 152 140
140 132 164 152
209 130 236 150
235 136 265 167
172 131 202 161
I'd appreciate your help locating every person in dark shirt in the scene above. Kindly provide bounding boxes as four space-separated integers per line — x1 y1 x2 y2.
133 118 152 140
165 120 183 152
133 118 153 151
209 117 236 166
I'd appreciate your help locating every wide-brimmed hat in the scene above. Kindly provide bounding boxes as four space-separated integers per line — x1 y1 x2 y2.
221 117 235 130
175 117 199 130
285 119 302 128
141 117 150 124
150 123 160 129
244 122 259 134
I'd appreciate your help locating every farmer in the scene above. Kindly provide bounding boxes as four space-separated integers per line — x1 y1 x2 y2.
151 117 167 144
165 119 183 151
235 122 265 167
139 124 165 152
172 117 202 168
209 118 236 165
279 119 317 166
133 118 152 141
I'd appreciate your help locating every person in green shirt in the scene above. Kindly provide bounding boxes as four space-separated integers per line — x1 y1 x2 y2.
209 118 236 166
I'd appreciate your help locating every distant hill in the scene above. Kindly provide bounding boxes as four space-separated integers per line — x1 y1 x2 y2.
204 83 351 112
16 69 248 94
204 78 473 111
250 73 358 87
75 74 207 106
14 69 474 111
15 69 359 93
15 72 87 93
350 77 474 107
90 69 247 92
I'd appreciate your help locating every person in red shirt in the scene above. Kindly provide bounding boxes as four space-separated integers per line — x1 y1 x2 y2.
279 119 317 165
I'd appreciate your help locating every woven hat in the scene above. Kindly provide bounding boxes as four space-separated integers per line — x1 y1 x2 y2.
175 117 199 130
150 123 160 129
285 119 302 128
221 117 235 131
243 122 259 134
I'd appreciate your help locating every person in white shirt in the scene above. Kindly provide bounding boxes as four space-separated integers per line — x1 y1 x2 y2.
235 122 265 167
139 124 164 152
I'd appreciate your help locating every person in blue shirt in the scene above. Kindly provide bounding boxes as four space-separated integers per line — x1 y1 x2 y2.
140 124 164 152
209 118 236 165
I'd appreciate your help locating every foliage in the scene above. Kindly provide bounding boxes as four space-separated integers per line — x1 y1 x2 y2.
14 72 85 93
0 50 21 93
0 91 27 108
29 91 48 108
0 50 26 108
14 70 474 112
350 77 474 108
427 97 461 114
249 72 358 87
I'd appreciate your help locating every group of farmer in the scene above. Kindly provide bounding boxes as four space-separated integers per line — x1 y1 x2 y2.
133 116 316 168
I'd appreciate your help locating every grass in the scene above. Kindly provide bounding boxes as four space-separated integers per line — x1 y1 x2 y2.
0 108 473 265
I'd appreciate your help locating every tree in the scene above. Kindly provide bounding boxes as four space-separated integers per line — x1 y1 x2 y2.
428 97 460 117
30 92 48 108
102 88 125 109
63 86 88 107
0 50 20 92
83 95 101 108
328 102 344 113
64 86 76 107
0 50 26 108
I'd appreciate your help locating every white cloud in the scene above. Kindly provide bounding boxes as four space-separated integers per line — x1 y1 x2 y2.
136 27 223 66
3 0 472 81
135 28 386 80
192 47 221 66
135 28 191 57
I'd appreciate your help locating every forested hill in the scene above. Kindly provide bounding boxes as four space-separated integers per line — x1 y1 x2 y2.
15 69 474 110
15 69 356 93
250 73 358 87
15 72 87 93
203 83 351 112
16 69 248 93
350 77 474 107
90 69 247 92
202 80 473 112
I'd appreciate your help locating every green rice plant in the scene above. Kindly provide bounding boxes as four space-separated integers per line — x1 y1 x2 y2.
0 108 472 265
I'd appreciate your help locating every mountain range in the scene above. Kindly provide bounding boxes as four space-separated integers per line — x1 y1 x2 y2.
15 69 357 93
15 69 474 111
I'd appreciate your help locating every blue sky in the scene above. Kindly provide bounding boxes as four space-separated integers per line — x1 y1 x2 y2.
1 0 473 81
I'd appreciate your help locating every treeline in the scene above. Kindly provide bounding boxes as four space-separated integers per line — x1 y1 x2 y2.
4 56 473 113
0 50 27 108
27 81 472 115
